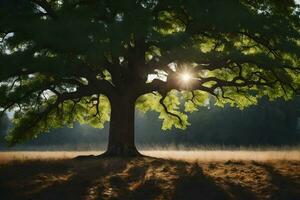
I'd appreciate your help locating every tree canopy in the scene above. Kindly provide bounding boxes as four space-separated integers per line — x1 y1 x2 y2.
0 0 300 146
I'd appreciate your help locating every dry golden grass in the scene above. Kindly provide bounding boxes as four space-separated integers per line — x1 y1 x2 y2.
0 151 299 200
144 150 300 162
0 151 104 164
0 150 299 163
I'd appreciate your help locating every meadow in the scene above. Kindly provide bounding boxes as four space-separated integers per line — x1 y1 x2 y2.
0 149 299 200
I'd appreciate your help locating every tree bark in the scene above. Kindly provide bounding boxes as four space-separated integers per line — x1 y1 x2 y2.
103 95 141 157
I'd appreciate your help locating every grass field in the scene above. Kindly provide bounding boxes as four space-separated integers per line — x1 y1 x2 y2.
0 150 299 200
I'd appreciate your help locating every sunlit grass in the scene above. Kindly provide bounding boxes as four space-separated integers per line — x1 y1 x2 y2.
0 147 299 163
144 150 300 161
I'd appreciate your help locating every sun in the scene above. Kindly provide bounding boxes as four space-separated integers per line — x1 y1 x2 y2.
180 72 192 82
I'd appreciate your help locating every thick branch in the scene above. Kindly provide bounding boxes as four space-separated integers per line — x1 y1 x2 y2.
159 93 183 126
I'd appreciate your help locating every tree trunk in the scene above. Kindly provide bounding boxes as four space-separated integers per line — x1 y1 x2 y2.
103 95 141 157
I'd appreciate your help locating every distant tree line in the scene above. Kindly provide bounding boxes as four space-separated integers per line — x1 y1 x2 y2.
137 98 300 146
0 114 9 146
0 98 299 149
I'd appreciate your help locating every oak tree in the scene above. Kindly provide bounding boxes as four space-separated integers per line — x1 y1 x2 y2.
0 0 299 156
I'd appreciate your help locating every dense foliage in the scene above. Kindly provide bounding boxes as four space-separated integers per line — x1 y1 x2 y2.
0 0 299 145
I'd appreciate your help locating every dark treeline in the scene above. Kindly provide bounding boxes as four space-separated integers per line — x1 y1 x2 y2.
137 98 300 147
0 98 300 150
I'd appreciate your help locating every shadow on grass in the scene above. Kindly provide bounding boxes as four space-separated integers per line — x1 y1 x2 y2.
171 163 230 200
0 157 226 200
0 157 298 200
224 181 257 200
252 162 300 200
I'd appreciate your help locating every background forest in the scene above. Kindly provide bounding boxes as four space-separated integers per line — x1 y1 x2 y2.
1 97 299 150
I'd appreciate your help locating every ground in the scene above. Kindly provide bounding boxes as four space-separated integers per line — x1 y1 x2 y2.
0 151 299 200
